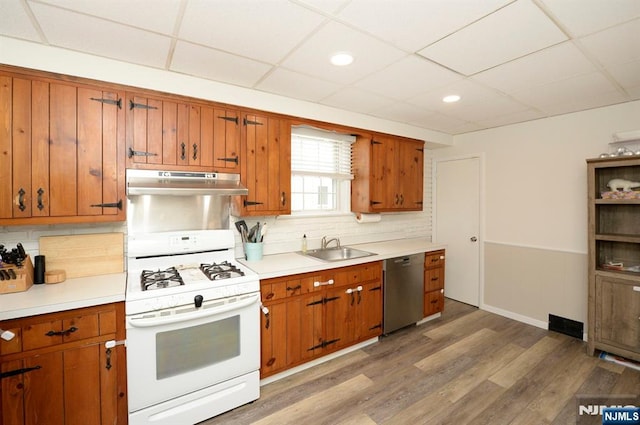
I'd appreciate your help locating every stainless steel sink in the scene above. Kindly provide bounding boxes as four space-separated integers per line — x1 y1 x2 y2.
301 246 376 262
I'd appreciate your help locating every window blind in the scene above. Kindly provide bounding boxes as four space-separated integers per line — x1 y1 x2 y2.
291 126 355 180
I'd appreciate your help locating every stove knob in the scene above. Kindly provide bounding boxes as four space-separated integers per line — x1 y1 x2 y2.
194 294 204 308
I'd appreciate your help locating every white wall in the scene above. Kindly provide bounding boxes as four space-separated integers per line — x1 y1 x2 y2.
433 100 640 329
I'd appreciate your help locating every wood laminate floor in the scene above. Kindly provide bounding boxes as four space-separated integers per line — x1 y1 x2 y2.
201 299 640 425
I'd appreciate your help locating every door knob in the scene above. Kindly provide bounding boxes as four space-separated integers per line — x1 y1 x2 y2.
470 236 478 242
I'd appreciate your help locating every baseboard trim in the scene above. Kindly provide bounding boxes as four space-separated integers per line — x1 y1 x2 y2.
482 303 588 341
481 303 548 330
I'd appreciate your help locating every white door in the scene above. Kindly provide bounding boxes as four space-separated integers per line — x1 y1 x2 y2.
435 157 481 306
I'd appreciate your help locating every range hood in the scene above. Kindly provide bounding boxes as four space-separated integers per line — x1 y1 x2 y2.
126 169 248 196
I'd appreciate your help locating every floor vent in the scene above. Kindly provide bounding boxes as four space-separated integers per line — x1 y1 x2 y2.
548 314 583 340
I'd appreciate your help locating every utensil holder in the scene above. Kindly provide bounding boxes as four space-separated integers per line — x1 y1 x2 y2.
244 242 263 261
0 255 34 294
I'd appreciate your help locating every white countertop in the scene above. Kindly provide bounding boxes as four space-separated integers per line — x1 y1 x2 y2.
238 237 445 279
0 273 126 321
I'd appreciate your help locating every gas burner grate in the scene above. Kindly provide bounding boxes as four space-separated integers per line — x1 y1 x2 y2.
141 267 184 291
200 261 245 280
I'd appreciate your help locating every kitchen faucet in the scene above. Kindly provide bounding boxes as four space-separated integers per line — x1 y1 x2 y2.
321 236 341 249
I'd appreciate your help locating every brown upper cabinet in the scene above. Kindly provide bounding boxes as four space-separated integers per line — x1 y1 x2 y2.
234 112 291 217
0 73 125 225
125 92 240 172
351 135 424 212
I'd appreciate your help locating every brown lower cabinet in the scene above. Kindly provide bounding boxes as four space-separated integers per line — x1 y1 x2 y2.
424 250 445 317
0 303 127 425
260 262 383 378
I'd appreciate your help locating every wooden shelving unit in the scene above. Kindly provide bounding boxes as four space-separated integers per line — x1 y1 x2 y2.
587 156 640 361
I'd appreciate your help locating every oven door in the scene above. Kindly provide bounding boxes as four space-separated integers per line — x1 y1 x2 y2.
126 292 260 412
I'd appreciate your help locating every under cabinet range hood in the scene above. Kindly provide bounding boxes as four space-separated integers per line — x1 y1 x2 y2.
126 169 248 196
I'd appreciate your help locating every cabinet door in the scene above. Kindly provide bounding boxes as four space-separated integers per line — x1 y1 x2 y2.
424 289 445 317
324 285 352 350
356 281 383 341
260 301 287 376
397 140 424 210
213 108 240 171
370 137 396 210
595 275 640 351
239 113 291 216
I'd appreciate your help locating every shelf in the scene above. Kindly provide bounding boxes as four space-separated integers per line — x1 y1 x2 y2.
595 199 640 204
595 234 640 243
595 269 640 282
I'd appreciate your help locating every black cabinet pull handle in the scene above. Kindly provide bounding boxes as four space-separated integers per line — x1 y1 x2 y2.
105 348 112 370
286 284 302 292
37 188 45 211
45 326 78 337
193 144 198 160
18 188 26 211
91 200 123 210
281 191 286 207
0 365 41 380
180 142 186 160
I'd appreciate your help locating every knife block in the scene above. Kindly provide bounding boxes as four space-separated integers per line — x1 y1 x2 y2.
0 255 34 294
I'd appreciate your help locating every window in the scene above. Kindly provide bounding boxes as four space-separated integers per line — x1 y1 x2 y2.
291 126 355 214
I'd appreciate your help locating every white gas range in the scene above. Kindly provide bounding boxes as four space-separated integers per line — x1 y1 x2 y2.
125 229 260 425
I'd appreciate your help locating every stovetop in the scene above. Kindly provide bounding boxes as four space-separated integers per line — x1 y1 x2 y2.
125 230 259 315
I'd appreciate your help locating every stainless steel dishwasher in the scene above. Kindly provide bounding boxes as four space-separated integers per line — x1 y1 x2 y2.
383 253 425 333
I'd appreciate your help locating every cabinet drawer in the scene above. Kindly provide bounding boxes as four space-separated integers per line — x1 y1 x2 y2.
335 262 382 287
23 314 100 351
425 251 445 269
262 276 318 301
425 268 444 292
424 289 444 317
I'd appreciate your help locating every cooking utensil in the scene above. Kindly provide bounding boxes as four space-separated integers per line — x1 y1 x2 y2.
259 223 267 242
234 220 249 242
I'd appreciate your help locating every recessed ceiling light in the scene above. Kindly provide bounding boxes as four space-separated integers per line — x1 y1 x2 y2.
330 52 354 66
443 94 461 103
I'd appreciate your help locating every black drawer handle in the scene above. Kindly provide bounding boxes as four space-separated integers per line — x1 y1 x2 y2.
45 326 78 337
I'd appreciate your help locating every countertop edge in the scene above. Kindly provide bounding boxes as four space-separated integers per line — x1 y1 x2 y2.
0 273 126 322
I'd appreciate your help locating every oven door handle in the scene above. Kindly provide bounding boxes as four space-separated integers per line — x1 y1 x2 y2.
127 293 260 328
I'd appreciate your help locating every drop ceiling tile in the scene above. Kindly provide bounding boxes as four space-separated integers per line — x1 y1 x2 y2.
320 87 395 114
293 0 350 14
337 0 512 52
474 108 545 129
256 68 341 102
579 19 640 68
418 0 568 76
353 55 463 101
30 2 171 68
472 42 597 93
539 0 640 37
406 79 505 111
510 72 626 110
281 21 406 85
410 112 482 134
368 101 435 124
606 59 640 95
33 0 182 34
171 41 272 87
180 0 325 64
0 0 41 41
539 90 627 116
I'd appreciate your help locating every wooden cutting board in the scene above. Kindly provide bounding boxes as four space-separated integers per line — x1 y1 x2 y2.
39 233 124 279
